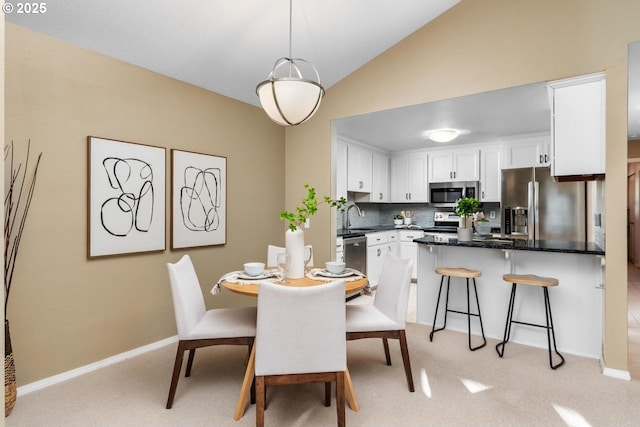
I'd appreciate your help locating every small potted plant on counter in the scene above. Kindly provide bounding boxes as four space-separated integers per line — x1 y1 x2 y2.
393 213 404 226
473 212 492 236
454 197 479 241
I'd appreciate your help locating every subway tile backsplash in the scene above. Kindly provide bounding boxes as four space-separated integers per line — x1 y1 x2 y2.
338 202 502 230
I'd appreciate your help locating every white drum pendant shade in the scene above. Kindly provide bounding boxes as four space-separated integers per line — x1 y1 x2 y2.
257 77 323 126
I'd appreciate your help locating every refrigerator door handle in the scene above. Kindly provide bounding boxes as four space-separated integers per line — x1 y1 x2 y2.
527 181 535 240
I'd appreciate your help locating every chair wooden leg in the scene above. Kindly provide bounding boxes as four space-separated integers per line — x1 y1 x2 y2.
324 382 331 407
185 349 196 377
398 330 415 392
166 341 186 409
382 338 392 365
256 376 265 427
336 372 346 427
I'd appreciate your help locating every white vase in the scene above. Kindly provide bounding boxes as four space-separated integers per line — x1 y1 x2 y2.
457 227 473 241
285 227 305 279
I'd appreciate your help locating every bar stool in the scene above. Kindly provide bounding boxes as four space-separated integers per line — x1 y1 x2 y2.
429 267 486 351
495 273 565 369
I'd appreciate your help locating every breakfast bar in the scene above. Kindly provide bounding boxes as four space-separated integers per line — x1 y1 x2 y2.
414 236 605 359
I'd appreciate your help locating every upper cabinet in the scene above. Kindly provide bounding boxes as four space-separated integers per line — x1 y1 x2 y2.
547 72 606 177
502 133 551 169
428 147 480 183
347 144 372 192
390 153 429 203
479 143 502 202
355 151 390 203
336 141 348 200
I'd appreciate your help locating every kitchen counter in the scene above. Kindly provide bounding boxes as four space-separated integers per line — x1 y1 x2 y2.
338 225 424 238
414 235 604 255
416 236 605 359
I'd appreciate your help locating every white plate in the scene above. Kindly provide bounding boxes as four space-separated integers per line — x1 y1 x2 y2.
237 271 277 280
315 269 356 278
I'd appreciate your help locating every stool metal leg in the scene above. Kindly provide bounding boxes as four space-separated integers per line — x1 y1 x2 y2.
496 283 517 357
467 278 486 351
429 275 451 341
543 287 565 369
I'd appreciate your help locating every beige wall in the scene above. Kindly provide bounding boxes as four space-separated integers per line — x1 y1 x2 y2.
286 0 640 372
5 24 286 385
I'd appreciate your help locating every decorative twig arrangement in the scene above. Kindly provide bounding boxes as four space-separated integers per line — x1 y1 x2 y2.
4 140 42 315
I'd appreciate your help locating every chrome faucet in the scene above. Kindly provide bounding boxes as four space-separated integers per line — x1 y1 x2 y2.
344 203 363 231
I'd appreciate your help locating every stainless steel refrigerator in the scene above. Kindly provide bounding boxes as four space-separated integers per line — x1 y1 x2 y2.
501 167 587 241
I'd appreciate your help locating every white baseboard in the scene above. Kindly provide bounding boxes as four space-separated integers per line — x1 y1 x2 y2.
600 357 632 380
17 335 178 396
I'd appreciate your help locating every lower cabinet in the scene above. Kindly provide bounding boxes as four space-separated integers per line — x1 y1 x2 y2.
366 231 397 288
399 230 424 279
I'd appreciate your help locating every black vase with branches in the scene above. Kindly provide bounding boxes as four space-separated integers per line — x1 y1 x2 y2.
4 140 42 416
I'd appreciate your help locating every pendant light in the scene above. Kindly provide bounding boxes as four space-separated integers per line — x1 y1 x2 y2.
256 0 325 126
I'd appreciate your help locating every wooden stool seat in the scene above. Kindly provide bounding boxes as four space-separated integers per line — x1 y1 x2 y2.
435 267 481 279
503 274 558 287
496 273 564 369
430 266 486 351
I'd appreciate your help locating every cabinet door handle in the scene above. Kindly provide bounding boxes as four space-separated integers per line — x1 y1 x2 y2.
539 155 543 164
377 248 381 257
482 191 485 199
379 192 383 200
453 171 456 179
359 180 363 189
544 154 549 163
409 193 412 200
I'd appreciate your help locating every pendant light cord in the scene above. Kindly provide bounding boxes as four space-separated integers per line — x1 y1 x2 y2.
288 0 293 60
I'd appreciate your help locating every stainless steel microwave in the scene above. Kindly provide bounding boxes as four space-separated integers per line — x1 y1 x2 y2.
429 181 479 207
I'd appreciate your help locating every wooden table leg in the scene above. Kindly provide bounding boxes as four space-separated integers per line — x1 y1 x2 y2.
344 367 360 412
233 343 256 421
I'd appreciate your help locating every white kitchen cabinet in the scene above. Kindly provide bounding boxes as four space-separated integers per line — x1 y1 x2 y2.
390 154 429 202
503 134 550 169
479 144 502 202
366 231 392 288
336 141 348 201
355 151 389 203
428 148 479 183
399 229 424 279
347 144 372 192
548 72 605 177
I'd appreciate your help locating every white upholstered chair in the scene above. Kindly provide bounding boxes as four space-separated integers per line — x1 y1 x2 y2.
166 254 257 409
345 252 415 392
266 244 313 267
255 279 346 427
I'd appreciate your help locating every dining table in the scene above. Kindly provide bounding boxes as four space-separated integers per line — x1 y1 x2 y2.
213 268 369 421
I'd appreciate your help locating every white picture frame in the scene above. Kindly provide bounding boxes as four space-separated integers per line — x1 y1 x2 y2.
171 149 227 249
88 136 166 258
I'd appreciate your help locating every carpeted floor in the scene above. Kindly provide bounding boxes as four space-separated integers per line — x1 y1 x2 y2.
7 322 640 427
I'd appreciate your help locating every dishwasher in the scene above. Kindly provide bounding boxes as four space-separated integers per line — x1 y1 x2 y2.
343 236 367 299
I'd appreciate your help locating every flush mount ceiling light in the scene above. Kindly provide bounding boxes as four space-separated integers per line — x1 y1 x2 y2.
424 128 461 143
256 0 325 126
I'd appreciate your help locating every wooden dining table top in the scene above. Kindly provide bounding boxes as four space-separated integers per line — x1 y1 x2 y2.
219 269 369 297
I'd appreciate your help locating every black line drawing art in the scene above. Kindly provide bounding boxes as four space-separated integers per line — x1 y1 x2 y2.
179 166 221 233
88 136 166 258
171 149 226 249
100 157 155 237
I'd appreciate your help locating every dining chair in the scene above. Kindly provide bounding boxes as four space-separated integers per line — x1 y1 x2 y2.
266 244 313 267
255 279 346 427
165 254 257 409
345 252 415 392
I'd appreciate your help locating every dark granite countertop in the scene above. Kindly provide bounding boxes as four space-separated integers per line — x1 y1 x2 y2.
414 235 605 255
337 225 423 238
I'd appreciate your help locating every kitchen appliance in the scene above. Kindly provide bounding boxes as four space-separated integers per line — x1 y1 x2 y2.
501 166 587 241
343 235 367 299
429 181 479 208
423 211 461 240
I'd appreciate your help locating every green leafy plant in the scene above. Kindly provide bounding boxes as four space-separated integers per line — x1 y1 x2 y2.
393 213 403 220
454 197 479 228
280 184 347 232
